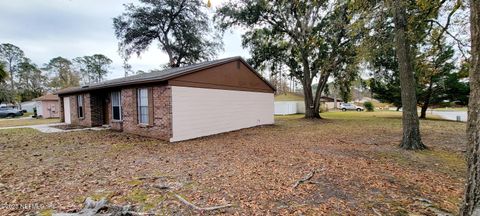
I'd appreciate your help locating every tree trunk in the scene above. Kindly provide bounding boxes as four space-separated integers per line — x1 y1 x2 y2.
392 0 426 150
419 104 428 119
311 72 330 118
461 0 480 214
419 78 434 119
162 36 177 68
303 81 320 119
301 55 321 119
8 60 14 91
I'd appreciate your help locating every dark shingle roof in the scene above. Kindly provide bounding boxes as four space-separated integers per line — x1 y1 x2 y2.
55 56 274 95
33 94 59 101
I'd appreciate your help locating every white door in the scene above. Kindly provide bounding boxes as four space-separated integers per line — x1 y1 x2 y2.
63 97 71 124
36 102 43 117
170 86 274 142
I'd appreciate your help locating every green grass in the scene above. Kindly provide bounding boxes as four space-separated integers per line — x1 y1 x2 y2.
432 107 468 111
321 110 403 118
274 92 304 101
20 112 33 117
0 118 59 127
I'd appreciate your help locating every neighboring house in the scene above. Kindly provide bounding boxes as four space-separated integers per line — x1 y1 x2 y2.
20 101 36 113
321 96 343 110
33 94 60 118
55 57 275 142
354 96 379 103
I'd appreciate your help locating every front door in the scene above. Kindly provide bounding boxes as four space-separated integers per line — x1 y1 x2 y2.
63 97 71 124
103 98 109 125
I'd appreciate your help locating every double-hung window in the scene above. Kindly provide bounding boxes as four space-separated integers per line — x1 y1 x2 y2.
137 88 149 124
77 95 84 118
111 91 122 121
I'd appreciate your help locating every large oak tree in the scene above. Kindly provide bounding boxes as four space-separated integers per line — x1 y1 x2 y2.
113 0 222 68
217 0 358 118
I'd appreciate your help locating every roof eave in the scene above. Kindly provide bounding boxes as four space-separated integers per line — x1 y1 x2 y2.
55 56 276 95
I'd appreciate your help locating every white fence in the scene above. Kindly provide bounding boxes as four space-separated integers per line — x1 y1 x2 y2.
274 101 305 115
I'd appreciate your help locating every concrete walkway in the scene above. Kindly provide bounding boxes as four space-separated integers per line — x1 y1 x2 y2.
0 123 109 133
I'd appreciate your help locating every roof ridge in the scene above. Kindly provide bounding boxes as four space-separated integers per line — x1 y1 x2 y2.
55 56 275 95
115 56 241 83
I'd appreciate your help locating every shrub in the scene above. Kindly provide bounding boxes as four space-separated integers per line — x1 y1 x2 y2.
364 101 374 112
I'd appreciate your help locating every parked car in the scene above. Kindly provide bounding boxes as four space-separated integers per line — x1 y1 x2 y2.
0 107 24 118
340 103 364 112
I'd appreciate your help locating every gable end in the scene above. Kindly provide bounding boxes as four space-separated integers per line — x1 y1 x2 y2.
168 60 274 93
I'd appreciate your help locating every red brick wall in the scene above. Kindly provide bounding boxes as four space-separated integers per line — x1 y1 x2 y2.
59 97 64 122
121 85 172 140
61 85 172 140
110 121 123 131
105 92 123 131
69 93 93 127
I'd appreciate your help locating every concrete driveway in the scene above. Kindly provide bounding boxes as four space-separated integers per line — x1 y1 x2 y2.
0 123 109 133
431 111 467 122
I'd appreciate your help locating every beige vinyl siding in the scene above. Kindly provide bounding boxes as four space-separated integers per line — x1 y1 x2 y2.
170 86 274 142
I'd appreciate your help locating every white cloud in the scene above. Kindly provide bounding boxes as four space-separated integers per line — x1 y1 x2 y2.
0 0 249 79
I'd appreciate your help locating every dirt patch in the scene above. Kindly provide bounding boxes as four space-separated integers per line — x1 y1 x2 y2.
0 112 466 215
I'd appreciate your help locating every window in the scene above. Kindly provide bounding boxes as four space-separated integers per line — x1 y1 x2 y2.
137 88 148 124
111 91 122 120
77 95 84 118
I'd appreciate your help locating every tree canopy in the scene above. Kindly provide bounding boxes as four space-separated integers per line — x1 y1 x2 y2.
74 54 112 84
0 43 24 91
44 57 80 89
0 41 116 103
216 0 359 118
355 0 465 149
369 27 468 115
17 58 46 101
114 0 222 68
0 62 7 83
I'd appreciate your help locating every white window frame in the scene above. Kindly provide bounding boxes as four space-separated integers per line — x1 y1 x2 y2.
137 88 149 124
111 91 122 121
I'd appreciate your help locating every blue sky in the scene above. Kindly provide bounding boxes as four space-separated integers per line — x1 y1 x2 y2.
0 0 249 79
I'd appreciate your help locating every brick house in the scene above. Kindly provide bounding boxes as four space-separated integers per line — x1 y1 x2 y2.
33 94 60 118
56 57 275 142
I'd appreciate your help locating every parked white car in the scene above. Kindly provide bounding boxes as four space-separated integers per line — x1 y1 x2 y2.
340 103 364 112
